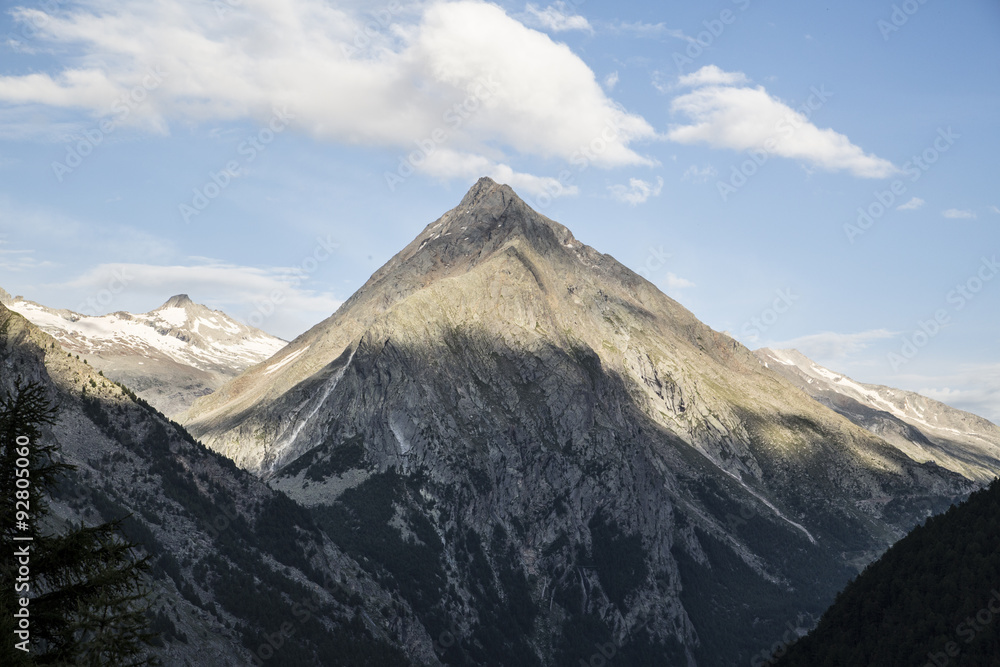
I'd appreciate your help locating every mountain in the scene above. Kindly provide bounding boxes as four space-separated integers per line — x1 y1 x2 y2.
755 348 1000 482
774 476 1000 667
0 301 432 665
182 178 979 665
0 292 286 417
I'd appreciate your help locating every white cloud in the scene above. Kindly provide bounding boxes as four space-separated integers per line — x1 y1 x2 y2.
677 65 749 88
665 272 695 289
897 197 925 210
523 2 593 33
891 364 1000 424
770 329 898 359
682 164 717 183
60 261 343 339
942 209 977 219
666 66 898 178
604 71 619 91
609 176 663 205
611 21 693 42
0 1 656 187
990 205 1000 215
419 148 578 198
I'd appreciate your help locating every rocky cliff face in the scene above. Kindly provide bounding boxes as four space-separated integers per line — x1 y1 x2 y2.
182 178 977 665
0 293 285 416
755 348 1000 482
0 302 428 665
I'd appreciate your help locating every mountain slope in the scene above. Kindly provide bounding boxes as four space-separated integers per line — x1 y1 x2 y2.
1 292 285 417
182 178 976 666
774 476 1000 667
0 302 433 665
755 348 1000 482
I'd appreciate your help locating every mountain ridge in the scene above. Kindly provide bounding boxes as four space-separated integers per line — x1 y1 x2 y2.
1 291 286 416
755 347 1000 482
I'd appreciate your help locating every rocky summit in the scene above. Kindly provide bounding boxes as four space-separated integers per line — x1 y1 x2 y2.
180 178 975 665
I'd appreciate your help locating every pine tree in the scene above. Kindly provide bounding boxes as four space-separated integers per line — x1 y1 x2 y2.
1 380 159 665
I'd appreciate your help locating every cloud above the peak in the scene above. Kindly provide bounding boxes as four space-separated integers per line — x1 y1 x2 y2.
0 0 655 194
608 176 663 205
666 66 899 179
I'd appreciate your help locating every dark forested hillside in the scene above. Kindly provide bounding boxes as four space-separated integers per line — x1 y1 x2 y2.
774 477 1000 667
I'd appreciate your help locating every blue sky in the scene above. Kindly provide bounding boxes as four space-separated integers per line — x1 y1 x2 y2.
1 0 998 421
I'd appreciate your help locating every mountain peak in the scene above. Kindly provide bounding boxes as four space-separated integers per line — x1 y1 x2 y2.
0 286 12 304
160 294 195 309
457 176 517 210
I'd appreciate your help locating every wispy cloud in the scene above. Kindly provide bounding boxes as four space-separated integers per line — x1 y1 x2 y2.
610 21 694 42
769 329 898 359
609 176 664 205
604 71 620 91
682 164 717 183
897 197 925 210
60 261 342 339
666 66 899 178
664 272 695 290
522 2 593 33
942 208 977 219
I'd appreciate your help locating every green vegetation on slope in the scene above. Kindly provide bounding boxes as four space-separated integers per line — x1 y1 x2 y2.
774 477 1000 667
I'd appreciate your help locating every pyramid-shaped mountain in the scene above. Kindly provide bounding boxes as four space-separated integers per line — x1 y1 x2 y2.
181 178 976 666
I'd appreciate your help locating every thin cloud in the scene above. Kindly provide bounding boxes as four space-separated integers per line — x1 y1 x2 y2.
666 66 899 179
604 71 620 91
682 164 717 183
610 21 694 42
665 272 695 290
60 261 343 339
769 329 898 359
897 197 925 210
609 176 664 205
523 2 594 33
942 209 977 219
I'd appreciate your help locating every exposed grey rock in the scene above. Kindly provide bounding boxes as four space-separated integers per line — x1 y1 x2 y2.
182 179 981 665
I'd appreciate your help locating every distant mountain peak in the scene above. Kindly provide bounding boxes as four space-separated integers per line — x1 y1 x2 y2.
159 294 195 309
